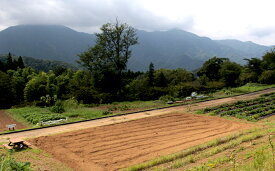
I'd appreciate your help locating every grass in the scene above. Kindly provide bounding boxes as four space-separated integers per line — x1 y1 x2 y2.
209 83 275 99
123 128 263 171
0 150 32 171
6 83 274 129
6 100 169 127
124 116 275 171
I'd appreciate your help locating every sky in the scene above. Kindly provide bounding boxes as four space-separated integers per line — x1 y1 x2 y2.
0 0 275 45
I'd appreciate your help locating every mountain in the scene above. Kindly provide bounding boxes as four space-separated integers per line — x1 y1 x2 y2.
0 25 95 63
0 54 77 72
0 25 272 71
215 39 270 58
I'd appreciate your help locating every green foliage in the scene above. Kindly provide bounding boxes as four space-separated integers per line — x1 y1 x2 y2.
63 98 79 110
8 107 66 125
259 70 275 84
78 21 138 99
220 61 242 87
1 36 275 109
202 92 275 120
50 100 65 113
0 152 32 171
102 110 112 115
262 48 275 70
197 57 228 81
159 95 175 102
148 62 154 86
0 71 15 108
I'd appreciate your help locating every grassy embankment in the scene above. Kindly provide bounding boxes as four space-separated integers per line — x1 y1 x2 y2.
5 83 275 129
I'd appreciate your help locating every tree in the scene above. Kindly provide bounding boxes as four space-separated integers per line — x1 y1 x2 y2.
6 52 14 70
78 21 138 99
262 48 275 70
220 61 242 87
0 71 15 108
17 56 25 69
244 58 262 74
197 57 228 81
148 62 155 86
258 70 275 84
0 60 5 71
155 72 167 87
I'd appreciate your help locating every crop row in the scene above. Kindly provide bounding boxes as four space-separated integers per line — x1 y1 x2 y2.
214 101 275 115
202 93 275 120
20 112 66 124
203 94 275 113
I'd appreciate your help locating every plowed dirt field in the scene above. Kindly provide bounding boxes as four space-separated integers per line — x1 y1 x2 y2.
30 113 252 171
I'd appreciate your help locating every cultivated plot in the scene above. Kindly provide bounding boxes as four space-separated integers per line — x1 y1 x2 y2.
30 112 252 171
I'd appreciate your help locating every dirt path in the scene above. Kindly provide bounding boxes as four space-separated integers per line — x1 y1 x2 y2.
0 110 27 132
0 88 274 142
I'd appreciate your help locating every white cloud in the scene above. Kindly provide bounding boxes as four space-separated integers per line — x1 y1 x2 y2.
0 0 275 45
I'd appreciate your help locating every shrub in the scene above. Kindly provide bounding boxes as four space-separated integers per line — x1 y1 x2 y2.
63 98 79 110
102 110 112 115
159 95 175 102
50 100 65 113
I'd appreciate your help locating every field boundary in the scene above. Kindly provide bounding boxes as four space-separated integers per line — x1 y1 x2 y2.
1 87 275 136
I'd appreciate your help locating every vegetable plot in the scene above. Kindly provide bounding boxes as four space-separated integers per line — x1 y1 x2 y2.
202 92 275 121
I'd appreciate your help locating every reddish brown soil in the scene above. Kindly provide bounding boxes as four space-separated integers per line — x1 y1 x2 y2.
0 110 27 132
30 113 252 171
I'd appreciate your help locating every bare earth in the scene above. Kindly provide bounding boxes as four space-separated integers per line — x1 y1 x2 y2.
0 110 27 132
0 88 274 171
30 113 252 171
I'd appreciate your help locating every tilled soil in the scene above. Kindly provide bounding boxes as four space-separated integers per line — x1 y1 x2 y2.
30 113 252 171
0 110 27 132
1 88 274 171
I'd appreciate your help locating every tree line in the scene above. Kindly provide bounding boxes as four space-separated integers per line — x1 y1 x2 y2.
0 21 274 109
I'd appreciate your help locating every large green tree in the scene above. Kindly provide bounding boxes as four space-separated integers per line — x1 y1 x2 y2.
262 48 275 70
220 61 242 87
78 21 138 99
197 57 228 81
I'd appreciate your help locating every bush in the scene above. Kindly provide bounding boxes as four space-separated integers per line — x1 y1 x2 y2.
159 95 175 102
63 98 78 110
102 110 112 115
50 100 65 113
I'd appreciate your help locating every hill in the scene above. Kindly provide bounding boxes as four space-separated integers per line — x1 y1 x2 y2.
0 25 272 71
0 54 77 72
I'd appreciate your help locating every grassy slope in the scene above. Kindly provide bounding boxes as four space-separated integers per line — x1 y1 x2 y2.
6 83 275 128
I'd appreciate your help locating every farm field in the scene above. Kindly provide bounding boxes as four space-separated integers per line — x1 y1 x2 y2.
126 116 275 171
201 92 275 121
0 88 274 171
29 112 252 171
2 86 275 133
1 87 274 141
